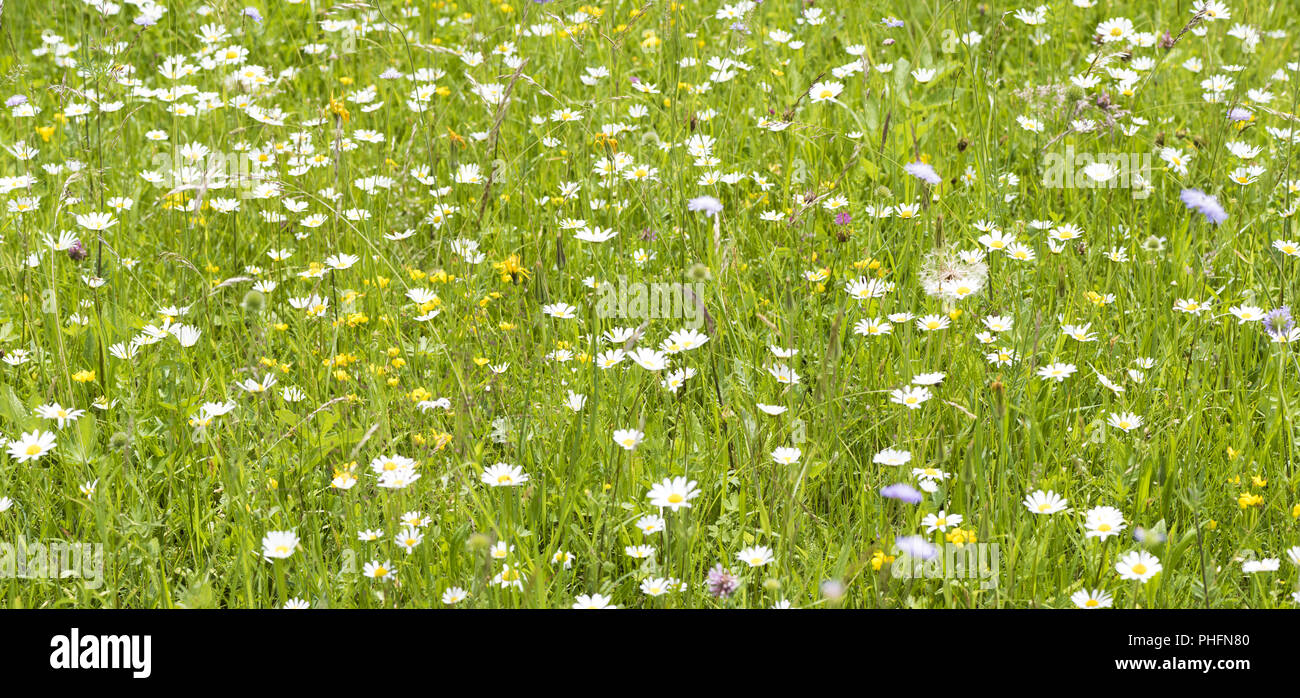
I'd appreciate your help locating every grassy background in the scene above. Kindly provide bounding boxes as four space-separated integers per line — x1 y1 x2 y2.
0 0 1297 608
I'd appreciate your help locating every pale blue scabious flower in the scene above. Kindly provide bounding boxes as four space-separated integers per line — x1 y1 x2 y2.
881 483 923 504
688 195 723 218
904 160 941 186
1179 188 1227 225
895 535 938 560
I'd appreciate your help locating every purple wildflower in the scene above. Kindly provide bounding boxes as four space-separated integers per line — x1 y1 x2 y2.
880 483 923 504
706 564 740 598
882 17 904 28
1179 188 1227 225
67 240 88 262
904 160 941 186
1227 107 1252 122
1263 306 1294 339
242 7 263 23
834 212 852 226
4 95 26 107
688 195 723 218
